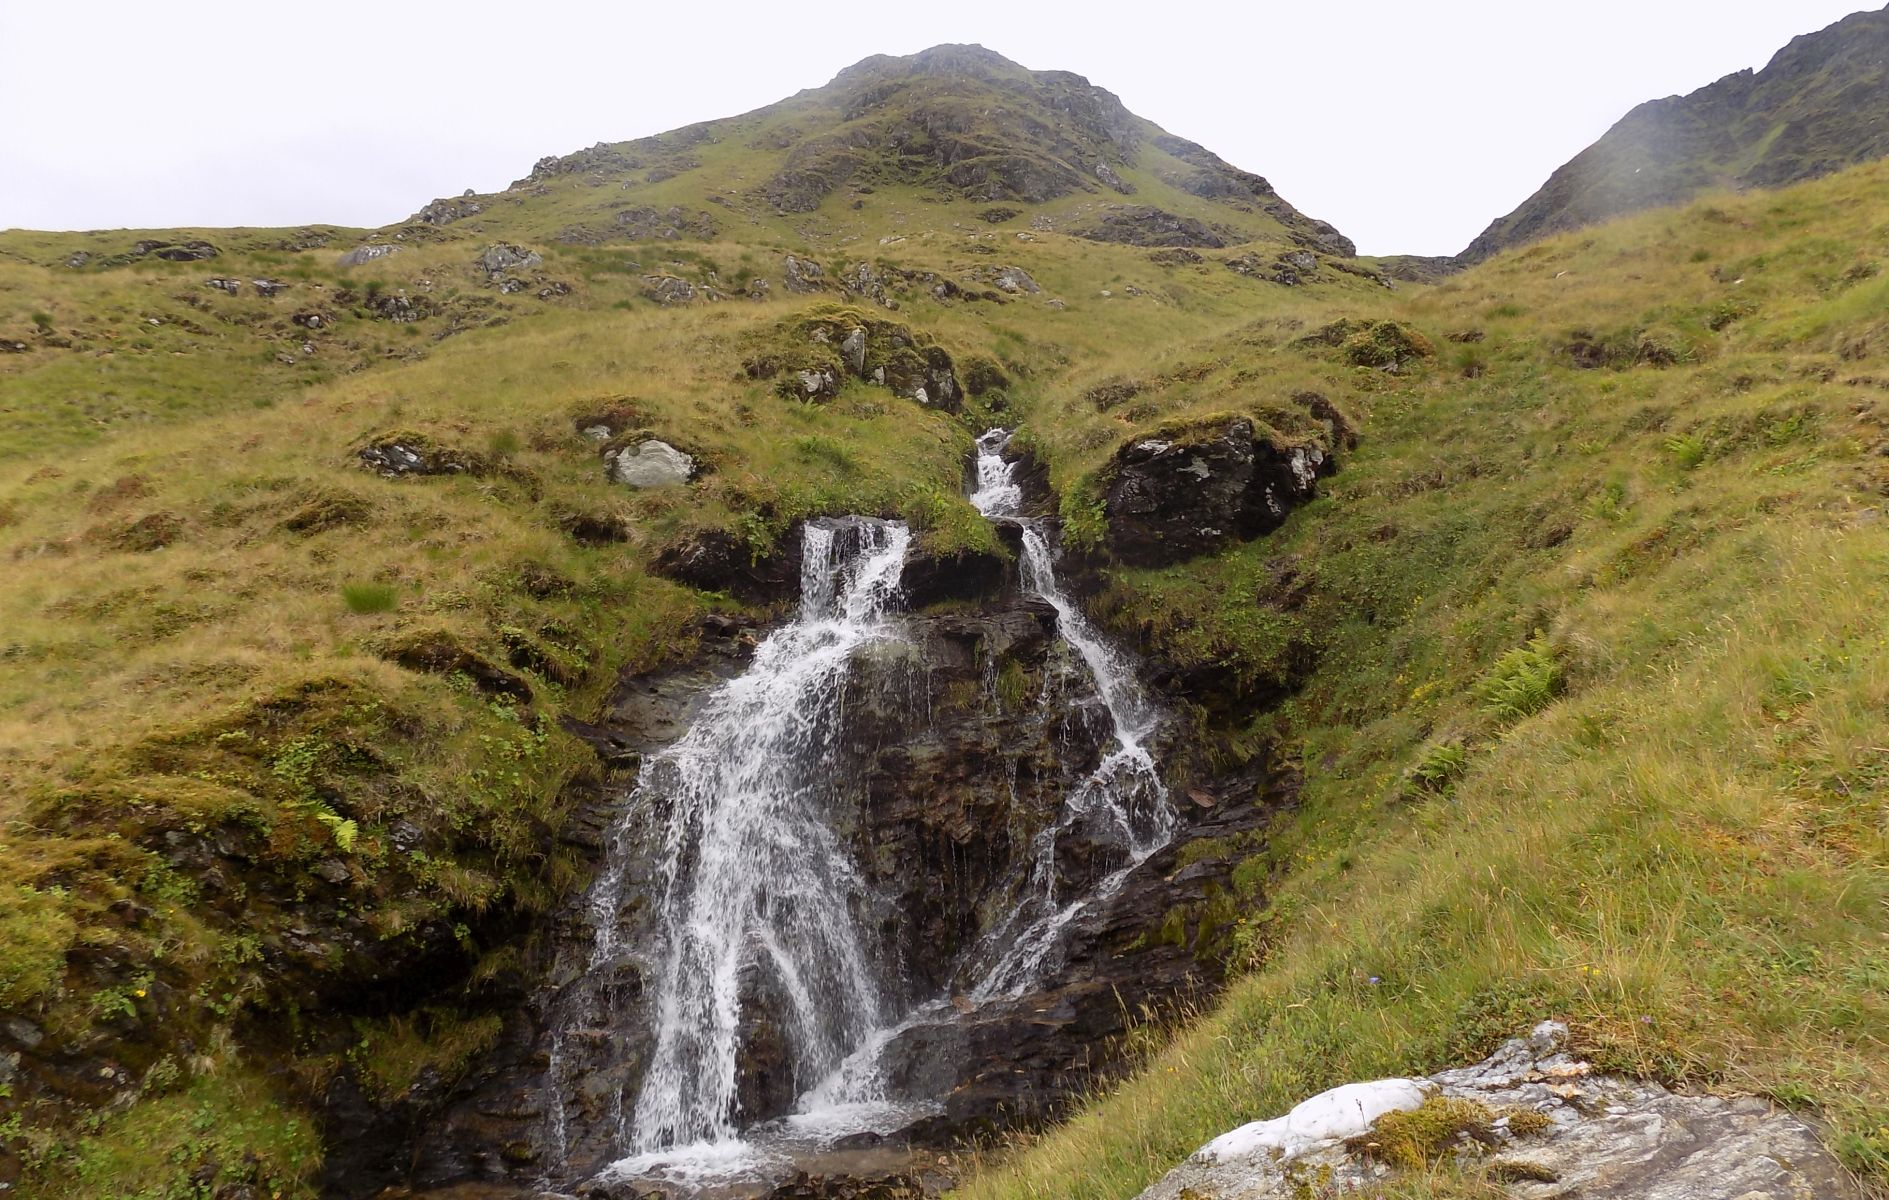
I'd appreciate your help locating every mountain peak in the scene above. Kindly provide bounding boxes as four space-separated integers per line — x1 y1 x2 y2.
828 42 1030 87
470 41 1352 257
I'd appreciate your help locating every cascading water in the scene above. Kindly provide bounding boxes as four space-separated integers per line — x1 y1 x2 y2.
962 427 1177 999
546 436 1181 1191
565 517 914 1182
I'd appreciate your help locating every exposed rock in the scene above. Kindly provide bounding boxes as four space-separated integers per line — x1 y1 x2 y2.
1149 133 1357 257
0 339 29 354
477 243 542 279
1094 162 1134 194
640 275 697 306
840 261 892 307
416 196 484 226
252 279 289 298
899 540 1011 608
840 327 868 376
363 291 430 323
150 240 219 261
1225 250 1317 286
612 205 718 241
1075 206 1227 249
782 254 826 293
1134 1022 1859 1200
606 440 695 488
337 244 399 268
357 438 492 479
1149 248 1203 266
1103 418 1332 566
652 526 804 605
979 207 1021 223
206 277 243 296
985 266 1040 294
65 251 90 269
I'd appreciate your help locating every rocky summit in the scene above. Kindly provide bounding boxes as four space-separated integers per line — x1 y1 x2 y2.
5 16 1889 1200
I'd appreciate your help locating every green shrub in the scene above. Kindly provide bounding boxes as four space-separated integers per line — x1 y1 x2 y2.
1475 635 1564 722
341 582 398 614
1591 479 1629 521
1664 433 1707 470
1406 740 1470 795
792 434 857 474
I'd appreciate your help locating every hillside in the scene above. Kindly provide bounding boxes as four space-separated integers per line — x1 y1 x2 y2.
1463 4 1889 262
1 37 1887 1200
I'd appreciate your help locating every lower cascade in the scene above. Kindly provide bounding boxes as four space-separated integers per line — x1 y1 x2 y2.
551 518 917 1184
535 431 1193 1193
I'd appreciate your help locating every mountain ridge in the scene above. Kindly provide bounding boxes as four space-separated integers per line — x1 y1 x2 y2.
1463 3 1889 261
396 42 1354 260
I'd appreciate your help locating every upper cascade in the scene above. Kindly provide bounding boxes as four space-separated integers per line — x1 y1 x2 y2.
1462 4 1889 262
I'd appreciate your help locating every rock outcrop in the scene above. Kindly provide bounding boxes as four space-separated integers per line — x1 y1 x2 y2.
477 243 542 280
336 243 399 268
416 195 484 226
744 309 964 412
1104 419 1332 566
1075 205 1228 249
1135 1021 1859 1200
612 204 718 241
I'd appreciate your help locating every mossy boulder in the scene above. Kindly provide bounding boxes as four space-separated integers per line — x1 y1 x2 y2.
743 307 964 411
1299 319 1435 372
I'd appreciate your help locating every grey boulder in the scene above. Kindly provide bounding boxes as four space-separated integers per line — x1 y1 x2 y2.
608 440 694 488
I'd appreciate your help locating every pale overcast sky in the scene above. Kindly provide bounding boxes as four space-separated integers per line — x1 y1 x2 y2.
0 1 1873 255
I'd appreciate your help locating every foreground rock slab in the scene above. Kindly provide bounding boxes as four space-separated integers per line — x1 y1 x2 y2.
1136 1022 1858 1200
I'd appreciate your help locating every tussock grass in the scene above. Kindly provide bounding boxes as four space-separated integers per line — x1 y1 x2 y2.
962 161 1889 1199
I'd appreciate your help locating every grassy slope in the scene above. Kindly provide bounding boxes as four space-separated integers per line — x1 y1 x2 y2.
962 163 1889 1198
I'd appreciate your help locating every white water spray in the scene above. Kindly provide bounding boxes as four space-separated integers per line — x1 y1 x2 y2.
964 428 1176 999
577 519 912 1172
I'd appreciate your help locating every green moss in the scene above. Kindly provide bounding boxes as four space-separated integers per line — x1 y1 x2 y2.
1358 1095 1497 1168
0 883 77 1007
349 1009 506 1105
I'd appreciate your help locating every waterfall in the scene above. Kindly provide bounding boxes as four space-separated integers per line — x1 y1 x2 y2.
549 435 1181 1189
963 428 1176 999
572 517 911 1178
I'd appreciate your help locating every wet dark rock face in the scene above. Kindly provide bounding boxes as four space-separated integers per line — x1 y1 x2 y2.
329 542 1287 1199
1103 419 1334 567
